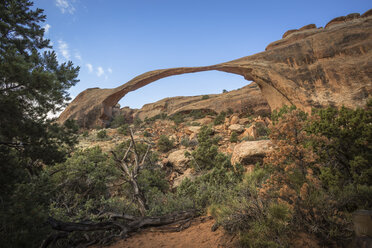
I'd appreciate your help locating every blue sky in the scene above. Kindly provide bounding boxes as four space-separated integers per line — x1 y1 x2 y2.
33 0 371 109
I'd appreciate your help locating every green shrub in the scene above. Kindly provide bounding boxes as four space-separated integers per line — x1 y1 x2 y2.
110 114 126 128
187 126 218 170
170 113 185 125
133 117 142 126
144 113 168 123
230 131 238 143
227 108 234 115
96 130 108 139
202 95 210 100
143 130 151 137
189 121 200 126
214 112 226 125
222 89 228 93
157 135 174 152
256 122 269 137
180 137 190 147
81 130 89 137
177 158 243 210
118 124 130 135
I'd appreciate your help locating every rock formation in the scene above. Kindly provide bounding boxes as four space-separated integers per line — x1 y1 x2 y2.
58 10 372 128
129 83 269 121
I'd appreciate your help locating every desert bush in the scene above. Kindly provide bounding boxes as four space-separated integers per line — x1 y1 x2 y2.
48 147 120 221
180 137 190 147
144 113 168 123
256 122 269 137
133 117 142 126
230 131 238 143
157 135 174 152
110 114 126 128
307 103 372 193
143 130 151 137
118 123 130 135
187 126 219 170
81 130 89 137
96 129 108 139
170 112 185 125
214 112 226 125
213 105 371 246
177 159 243 210
202 95 210 100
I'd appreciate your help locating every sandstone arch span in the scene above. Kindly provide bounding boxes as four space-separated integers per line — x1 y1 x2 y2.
59 12 372 128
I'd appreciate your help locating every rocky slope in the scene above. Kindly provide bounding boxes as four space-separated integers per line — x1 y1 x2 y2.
59 10 372 128
121 83 270 121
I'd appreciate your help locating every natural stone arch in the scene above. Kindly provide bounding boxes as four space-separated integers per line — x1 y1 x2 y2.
58 13 372 128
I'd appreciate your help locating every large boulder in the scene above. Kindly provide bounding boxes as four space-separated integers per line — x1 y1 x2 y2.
231 140 274 165
167 149 190 172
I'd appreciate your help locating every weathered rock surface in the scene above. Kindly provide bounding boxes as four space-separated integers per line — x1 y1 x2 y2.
228 124 245 133
231 140 274 165
133 83 269 121
59 11 372 128
167 149 190 172
172 168 195 188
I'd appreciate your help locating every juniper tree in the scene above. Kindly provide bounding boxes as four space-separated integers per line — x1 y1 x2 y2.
0 1 79 246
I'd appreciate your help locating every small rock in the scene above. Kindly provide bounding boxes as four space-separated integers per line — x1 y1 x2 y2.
231 140 274 165
172 168 195 188
228 124 244 133
230 115 240 125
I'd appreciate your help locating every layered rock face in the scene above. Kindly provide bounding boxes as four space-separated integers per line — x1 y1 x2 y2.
58 11 372 128
132 83 270 120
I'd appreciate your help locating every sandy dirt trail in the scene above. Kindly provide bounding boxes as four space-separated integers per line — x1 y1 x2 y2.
100 217 236 248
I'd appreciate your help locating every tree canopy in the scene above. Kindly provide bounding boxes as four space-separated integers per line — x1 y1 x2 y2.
0 0 79 246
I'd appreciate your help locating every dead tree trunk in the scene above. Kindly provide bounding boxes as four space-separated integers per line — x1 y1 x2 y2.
41 210 197 248
111 128 150 216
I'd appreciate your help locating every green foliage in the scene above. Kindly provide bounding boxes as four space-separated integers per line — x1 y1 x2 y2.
180 137 190 147
0 1 79 246
171 113 185 125
230 131 238 143
222 89 228 93
157 135 174 152
188 126 219 170
177 158 243 210
170 110 215 125
81 130 89 137
143 130 151 137
214 111 226 125
202 95 210 100
307 104 372 192
256 122 269 137
118 123 130 135
133 117 142 126
48 147 120 221
144 113 167 123
110 114 127 128
96 129 108 139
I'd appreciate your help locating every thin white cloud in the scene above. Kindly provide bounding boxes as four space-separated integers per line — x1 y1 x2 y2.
43 24 51 34
74 52 82 61
55 0 75 14
97 67 104 77
107 67 113 74
86 63 93 73
58 40 70 60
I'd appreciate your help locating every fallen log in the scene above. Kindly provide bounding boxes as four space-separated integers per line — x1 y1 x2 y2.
41 210 197 247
